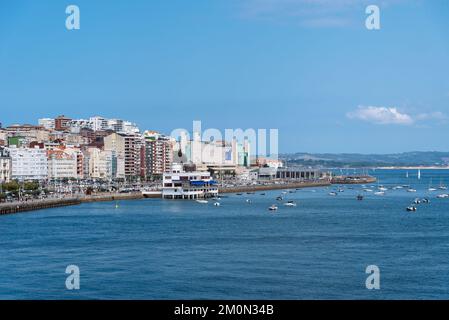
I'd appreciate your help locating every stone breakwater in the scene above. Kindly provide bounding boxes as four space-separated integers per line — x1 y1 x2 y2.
0 193 143 216
0 198 82 215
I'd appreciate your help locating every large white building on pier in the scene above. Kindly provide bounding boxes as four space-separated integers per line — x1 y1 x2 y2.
162 163 218 199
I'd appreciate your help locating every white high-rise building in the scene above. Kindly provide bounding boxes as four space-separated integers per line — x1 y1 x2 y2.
38 118 55 130
8 146 48 181
47 150 78 179
89 116 108 131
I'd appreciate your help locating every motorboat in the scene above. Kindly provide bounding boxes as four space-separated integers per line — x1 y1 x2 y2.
374 191 385 196
406 206 417 212
213 202 220 206
196 199 208 204
284 201 297 207
437 194 449 199
407 188 417 193
328 192 338 196
268 204 278 211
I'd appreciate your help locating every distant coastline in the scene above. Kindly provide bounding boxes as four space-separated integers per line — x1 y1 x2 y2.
375 166 449 170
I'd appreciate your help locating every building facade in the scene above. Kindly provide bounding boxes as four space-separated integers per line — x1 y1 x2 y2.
47 150 78 180
162 163 218 199
144 131 174 178
8 146 48 181
0 147 11 183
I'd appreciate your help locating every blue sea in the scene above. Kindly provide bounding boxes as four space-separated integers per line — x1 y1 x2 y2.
1 169 449 299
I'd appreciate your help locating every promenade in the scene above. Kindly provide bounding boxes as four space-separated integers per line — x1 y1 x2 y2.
0 176 373 216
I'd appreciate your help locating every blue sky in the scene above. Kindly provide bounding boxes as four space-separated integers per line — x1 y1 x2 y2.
0 0 448 153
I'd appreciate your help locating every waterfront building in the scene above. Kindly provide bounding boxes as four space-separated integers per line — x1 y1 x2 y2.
107 119 124 132
5 124 50 145
143 131 174 179
276 167 324 180
0 129 7 146
8 146 48 181
66 119 91 131
104 132 142 180
173 133 249 168
38 118 55 130
162 163 218 199
85 147 116 180
54 115 72 131
256 157 283 169
90 116 109 131
47 150 78 180
0 147 12 183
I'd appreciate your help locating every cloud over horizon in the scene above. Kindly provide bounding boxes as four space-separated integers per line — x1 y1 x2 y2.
347 106 414 125
346 106 448 126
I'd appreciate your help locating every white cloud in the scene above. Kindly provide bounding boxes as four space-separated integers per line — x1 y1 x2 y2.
347 106 448 126
346 106 414 125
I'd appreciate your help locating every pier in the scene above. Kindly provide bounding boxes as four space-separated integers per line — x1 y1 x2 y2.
331 175 377 184
0 198 82 215
0 192 144 216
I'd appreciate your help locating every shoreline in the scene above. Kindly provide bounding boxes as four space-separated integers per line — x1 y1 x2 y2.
1 178 371 216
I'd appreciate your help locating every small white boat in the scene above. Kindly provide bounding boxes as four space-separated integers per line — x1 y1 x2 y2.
246 199 252 203
437 194 449 199
374 191 385 196
428 188 437 192
213 202 220 206
268 204 278 211
196 200 208 204
407 188 417 193
284 201 297 207
378 187 388 192
363 189 373 192
328 192 338 196
406 206 417 212
413 198 421 204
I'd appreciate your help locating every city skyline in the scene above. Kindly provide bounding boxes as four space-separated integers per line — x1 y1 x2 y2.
1 0 449 154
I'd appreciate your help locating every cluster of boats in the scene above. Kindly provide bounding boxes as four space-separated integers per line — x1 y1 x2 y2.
195 190 299 212
406 198 431 212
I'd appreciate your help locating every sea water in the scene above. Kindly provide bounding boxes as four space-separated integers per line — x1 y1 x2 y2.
1 169 449 299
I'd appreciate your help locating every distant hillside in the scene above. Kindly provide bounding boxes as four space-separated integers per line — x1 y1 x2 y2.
281 152 449 168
